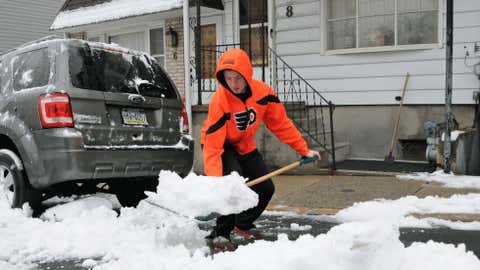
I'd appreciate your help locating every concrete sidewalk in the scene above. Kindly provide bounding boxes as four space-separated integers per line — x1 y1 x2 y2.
267 173 480 222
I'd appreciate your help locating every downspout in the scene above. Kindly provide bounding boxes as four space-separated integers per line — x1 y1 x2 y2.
196 0 202 105
444 0 453 173
269 0 277 89
183 0 192 134
261 0 266 82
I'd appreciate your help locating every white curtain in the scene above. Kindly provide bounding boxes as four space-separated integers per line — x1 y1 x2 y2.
328 0 438 49
109 32 146 52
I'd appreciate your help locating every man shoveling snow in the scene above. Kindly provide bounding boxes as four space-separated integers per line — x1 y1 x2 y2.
199 48 321 250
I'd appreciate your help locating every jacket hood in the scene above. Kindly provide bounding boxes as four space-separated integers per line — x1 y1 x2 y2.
214 48 253 91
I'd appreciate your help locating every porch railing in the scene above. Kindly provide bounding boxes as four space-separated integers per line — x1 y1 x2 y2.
269 48 336 170
190 44 336 170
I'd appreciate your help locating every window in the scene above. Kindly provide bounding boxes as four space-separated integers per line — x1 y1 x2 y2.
149 28 165 67
109 31 146 52
327 0 439 50
68 44 176 98
200 24 217 79
13 48 50 91
88 37 100 42
239 0 268 66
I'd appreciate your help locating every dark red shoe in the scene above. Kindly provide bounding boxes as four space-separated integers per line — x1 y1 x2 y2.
233 226 255 239
233 226 271 240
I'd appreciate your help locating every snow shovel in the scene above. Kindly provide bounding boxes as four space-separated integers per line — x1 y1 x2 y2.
195 155 319 221
385 72 410 164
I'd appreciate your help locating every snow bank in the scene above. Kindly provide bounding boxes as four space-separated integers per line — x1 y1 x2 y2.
0 171 479 269
398 170 480 189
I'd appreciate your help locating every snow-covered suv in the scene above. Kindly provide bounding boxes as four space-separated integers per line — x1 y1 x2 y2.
0 36 193 213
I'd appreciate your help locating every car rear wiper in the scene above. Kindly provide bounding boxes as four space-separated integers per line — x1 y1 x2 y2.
137 81 169 98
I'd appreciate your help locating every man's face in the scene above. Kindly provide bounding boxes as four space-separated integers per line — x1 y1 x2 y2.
223 70 247 94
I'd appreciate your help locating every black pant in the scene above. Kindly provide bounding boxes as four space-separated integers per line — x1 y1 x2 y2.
213 144 275 238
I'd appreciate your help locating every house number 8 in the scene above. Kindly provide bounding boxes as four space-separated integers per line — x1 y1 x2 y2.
286 5 293 17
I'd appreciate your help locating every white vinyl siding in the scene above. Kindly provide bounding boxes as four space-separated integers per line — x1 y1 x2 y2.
274 0 480 105
0 0 65 54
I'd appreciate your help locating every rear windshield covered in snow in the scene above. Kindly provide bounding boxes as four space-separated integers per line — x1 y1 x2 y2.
68 44 177 99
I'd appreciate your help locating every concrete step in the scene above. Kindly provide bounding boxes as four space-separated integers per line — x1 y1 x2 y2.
284 101 307 111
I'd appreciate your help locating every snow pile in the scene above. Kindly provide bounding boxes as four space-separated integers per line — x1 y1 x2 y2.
334 193 480 229
290 223 312 231
146 170 258 217
0 195 206 269
398 170 480 189
51 0 183 30
187 222 479 270
0 171 479 269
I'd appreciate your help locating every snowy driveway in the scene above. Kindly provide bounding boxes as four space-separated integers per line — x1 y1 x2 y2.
2 171 480 270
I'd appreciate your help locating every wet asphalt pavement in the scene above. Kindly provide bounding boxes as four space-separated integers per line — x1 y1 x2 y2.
36 213 480 269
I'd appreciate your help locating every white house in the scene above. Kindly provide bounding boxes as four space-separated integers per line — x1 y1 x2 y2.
0 0 65 54
51 0 480 172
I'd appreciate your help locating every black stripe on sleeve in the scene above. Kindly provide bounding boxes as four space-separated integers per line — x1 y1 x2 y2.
257 95 280 105
206 113 231 135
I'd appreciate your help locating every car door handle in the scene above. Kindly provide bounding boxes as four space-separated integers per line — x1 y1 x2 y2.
128 94 146 104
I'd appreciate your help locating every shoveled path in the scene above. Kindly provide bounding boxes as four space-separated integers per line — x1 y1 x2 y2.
267 173 480 221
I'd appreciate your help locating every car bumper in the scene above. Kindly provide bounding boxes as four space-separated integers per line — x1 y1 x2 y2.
21 129 194 189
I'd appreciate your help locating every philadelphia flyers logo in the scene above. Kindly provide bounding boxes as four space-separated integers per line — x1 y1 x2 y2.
234 108 257 131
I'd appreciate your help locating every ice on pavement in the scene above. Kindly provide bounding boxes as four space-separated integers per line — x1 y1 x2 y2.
146 170 259 217
0 170 479 269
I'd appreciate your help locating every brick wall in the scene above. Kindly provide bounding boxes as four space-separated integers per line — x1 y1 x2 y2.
165 17 185 98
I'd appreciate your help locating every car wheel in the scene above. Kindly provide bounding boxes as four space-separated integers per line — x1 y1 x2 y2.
0 149 41 211
114 178 158 208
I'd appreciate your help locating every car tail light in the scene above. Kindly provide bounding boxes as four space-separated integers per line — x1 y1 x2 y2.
180 99 189 134
38 93 74 128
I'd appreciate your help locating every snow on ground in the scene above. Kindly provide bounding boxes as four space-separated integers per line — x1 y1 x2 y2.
332 193 480 230
0 171 479 269
398 170 480 189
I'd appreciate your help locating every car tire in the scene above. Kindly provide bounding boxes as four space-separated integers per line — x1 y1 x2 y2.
0 149 41 211
114 178 158 207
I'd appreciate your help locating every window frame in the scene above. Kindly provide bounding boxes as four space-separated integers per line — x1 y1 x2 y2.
147 26 166 68
323 0 443 55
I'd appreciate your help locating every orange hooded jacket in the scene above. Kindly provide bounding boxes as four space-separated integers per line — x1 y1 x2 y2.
201 48 310 176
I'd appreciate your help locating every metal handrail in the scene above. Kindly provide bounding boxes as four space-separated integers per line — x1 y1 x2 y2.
268 47 336 170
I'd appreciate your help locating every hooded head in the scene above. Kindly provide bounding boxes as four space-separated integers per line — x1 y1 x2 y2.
215 48 253 95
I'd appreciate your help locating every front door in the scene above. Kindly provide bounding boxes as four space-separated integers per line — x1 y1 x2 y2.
201 24 217 80
190 15 223 104
239 0 269 83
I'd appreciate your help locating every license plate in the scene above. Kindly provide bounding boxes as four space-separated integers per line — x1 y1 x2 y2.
121 108 148 125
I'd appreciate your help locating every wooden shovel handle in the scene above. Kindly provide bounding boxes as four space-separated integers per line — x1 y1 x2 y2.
246 156 318 187
388 72 410 155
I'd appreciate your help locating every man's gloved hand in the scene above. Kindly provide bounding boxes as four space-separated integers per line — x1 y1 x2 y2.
305 149 321 161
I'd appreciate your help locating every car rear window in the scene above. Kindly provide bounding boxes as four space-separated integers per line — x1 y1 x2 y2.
68 44 177 99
